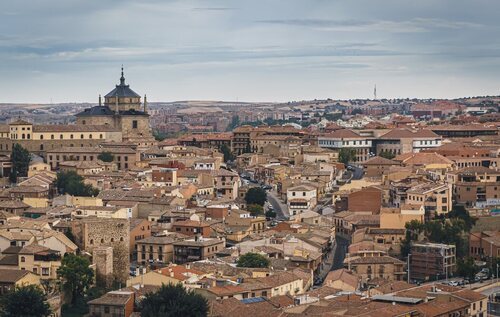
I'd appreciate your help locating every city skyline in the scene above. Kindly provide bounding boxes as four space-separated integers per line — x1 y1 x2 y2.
1 0 499 103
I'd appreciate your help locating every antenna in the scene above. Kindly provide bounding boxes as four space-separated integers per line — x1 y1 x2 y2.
373 84 377 100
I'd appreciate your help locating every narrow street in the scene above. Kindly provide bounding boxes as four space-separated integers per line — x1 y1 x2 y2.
267 190 289 220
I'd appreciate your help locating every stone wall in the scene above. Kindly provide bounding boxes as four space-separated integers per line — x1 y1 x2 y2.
73 218 130 284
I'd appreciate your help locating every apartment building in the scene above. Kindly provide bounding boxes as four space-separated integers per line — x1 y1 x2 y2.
409 242 456 281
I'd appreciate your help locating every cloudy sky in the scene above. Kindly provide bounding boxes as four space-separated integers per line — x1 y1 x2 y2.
1 0 499 103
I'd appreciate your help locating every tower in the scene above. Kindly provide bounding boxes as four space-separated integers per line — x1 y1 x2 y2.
374 84 377 100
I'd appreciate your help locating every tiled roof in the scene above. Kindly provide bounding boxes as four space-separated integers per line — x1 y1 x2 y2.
363 156 398 165
0 269 31 283
33 124 118 132
380 128 439 139
320 129 363 139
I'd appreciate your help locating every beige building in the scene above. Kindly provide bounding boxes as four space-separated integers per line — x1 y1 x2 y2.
287 184 318 216
406 182 452 218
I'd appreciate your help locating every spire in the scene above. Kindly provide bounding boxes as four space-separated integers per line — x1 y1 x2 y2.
98 94 102 106
144 94 147 113
120 65 125 86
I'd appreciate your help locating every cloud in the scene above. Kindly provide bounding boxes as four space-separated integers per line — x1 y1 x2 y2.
258 18 482 33
192 7 235 11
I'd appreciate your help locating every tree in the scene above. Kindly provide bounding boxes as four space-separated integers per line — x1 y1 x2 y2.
0 285 51 317
226 115 240 131
56 171 99 197
97 152 114 163
338 148 357 165
379 150 395 160
245 187 267 206
247 204 264 217
140 283 208 317
351 108 363 115
9 143 31 183
456 257 479 281
446 205 476 232
265 210 277 219
237 252 270 268
220 144 234 163
57 254 94 305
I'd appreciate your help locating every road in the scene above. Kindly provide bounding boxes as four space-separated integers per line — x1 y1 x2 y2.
332 236 349 270
351 166 364 180
482 285 500 317
266 190 289 220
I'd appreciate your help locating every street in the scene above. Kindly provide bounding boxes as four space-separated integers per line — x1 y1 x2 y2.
266 190 289 220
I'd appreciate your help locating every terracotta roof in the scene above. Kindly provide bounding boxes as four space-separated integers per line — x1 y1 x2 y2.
324 268 359 289
363 156 398 166
394 152 453 166
381 128 439 139
0 269 32 283
33 124 119 132
320 129 363 139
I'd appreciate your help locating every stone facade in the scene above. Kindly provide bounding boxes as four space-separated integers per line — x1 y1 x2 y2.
72 218 130 283
93 246 114 288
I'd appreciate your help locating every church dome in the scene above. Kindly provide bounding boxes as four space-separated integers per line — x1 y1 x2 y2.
104 67 140 98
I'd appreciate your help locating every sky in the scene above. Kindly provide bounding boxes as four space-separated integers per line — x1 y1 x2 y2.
1 0 499 103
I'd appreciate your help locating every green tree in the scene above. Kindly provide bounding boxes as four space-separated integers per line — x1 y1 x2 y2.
220 144 234 163
56 171 99 197
57 254 94 305
456 256 479 281
140 283 208 317
379 150 395 160
265 210 277 219
97 151 114 162
351 108 363 115
245 187 267 206
226 115 240 131
446 205 476 231
338 148 357 165
247 204 264 217
237 252 270 268
9 143 31 183
0 285 51 317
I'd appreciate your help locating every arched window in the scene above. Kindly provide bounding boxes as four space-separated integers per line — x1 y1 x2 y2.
40 144 44 150
70 134 74 139
82 120 86 125
99 134 103 139
40 135 44 140
110 238 114 242
60 134 63 139
100 238 104 243
51 134 54 139
120 237 124 242
80 134 84 139
20 256 25 262
90 239 94 245
89 134 92 139
27 134 30 139
21 134 25 139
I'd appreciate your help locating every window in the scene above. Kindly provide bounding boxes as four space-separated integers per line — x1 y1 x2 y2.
104 306 110 314
132 120 138 129
90 239 94 245
100 134 103 139
41 268 49 276
80 134 84 139
40 135 43 140
51 134 54 139
60 134 63 139
20 256 25 262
